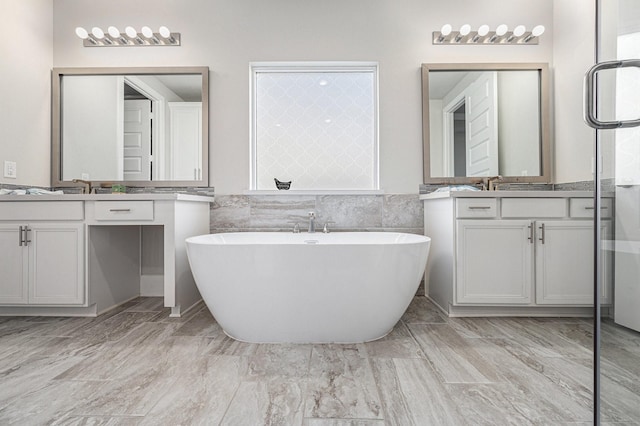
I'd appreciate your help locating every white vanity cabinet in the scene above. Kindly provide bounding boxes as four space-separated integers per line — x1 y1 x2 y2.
535 219 611 305
456 219 533 304
0 202 85 306
423 191 612 316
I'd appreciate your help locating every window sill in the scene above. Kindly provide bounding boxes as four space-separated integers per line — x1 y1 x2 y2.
244 190 384 196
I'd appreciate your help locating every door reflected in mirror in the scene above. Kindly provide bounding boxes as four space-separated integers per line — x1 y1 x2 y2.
422 63 550 184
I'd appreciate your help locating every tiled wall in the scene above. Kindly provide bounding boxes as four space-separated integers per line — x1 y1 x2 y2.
209 194 424 234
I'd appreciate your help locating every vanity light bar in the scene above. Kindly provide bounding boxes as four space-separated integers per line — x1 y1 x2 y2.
433 24 544 45
75 26 181 47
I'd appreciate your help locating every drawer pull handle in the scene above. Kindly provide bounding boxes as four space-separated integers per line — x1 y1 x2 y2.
584 206 608 210
109 208 131 212
18 225 24 246
468 206 492 210
539 223 546 244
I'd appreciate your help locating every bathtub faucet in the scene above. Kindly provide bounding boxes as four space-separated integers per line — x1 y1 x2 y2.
308 211 316 233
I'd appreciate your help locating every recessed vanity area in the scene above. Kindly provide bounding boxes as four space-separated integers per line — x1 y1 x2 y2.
0 193 212 317
0 65 213 318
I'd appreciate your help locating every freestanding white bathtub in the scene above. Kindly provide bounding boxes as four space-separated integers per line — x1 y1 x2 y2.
185 232 430 343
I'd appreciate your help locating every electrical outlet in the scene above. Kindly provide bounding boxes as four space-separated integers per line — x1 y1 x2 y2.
3 161 17 179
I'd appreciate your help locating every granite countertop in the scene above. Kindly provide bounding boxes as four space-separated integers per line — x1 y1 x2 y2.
419 190 599 200
0 193 215 202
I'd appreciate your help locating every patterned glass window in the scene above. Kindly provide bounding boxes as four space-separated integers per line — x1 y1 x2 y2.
251 63 379 190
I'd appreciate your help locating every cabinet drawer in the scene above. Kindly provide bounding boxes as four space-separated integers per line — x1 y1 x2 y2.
0 201 84 221
456 199 498 218
502 198 567 218
569 198 613 218
94 201 154 221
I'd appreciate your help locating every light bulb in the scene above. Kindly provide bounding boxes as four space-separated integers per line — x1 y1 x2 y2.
91 27 105 39
75 27 88 39
107 26 120 38
532 25 545 37
496 24 508 37
513 25 526 37
460 24 471 36
441 24 452 36
471 24 490 43
159 26 171 38
125 26 137 38
141 26 153 38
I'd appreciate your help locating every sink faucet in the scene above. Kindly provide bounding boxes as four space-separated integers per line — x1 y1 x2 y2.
484 175 503 191
72 179 93 194
308 212 316 233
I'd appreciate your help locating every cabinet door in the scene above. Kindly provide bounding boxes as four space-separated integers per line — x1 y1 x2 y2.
28 223 85 305
0 225 28 304
456 220 533 304
536 220 611 305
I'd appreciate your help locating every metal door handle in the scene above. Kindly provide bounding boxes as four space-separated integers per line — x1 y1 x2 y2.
538 223 545 244
528 224 534 244
18 226 24 246
24 227 31 245
584 59 640 129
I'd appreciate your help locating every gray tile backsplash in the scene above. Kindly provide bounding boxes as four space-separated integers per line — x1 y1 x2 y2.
316 195 383 229
210 194 424 234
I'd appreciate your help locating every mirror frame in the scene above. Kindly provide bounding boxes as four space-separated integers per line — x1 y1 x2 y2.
422 62 551 184
51 66 209 188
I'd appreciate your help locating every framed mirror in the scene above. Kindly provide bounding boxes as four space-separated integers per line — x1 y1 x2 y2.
52 66 209 188
422 63 550 184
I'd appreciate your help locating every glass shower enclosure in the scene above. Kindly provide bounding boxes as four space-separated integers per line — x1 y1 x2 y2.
587 0 640 423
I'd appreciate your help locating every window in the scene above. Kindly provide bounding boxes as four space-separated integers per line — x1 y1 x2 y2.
250 62 379 191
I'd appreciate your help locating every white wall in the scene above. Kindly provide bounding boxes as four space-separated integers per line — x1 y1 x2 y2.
552 0 596 183
51 0 555 194
1 0 600 191
0 0 52 186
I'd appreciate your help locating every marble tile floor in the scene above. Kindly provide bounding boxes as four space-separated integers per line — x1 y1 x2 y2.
0 296 639 425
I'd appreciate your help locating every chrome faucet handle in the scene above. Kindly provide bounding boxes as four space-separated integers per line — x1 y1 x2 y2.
308 211 316 219
488 175 503 191
287 221 301 233
322 221 336 233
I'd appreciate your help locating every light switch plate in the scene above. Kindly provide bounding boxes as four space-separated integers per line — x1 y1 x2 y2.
3 161 17 178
